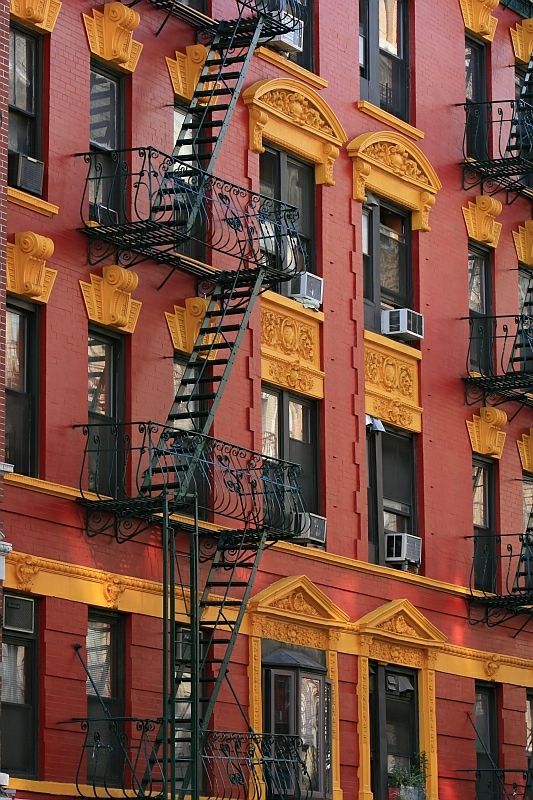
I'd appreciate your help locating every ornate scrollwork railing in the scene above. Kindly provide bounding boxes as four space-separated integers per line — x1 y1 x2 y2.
77 147 307 280
468 532 533 620
145 0 307 35
457 767 533 800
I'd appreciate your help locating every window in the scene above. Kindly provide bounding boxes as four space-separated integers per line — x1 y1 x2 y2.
474 683 499 800
363 197 411 333
359 0 409 122
526 692 533 765
262 386 319 514
259 146 315 288
516 63 527 102
89 66 124 224
262 643 332 799
367 426 417 567
472 459 496 593
6 301 39 476
173 104 206 262
0 594 38 777
465 38 487 160
288 0 314 73
369 663 418 800
519 266 532 314
524 474 533 534
9 25 41 186
86 612 125 786
468 245 492 374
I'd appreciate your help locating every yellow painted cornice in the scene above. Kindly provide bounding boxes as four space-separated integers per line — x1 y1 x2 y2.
462 195 502 248
7 186 59 216
357 100 424 141
7 231 56 304
80 265 142 333
459 0 499 42
166 45 209 102
511 18 533 62
513 220 533 266
82 2 143 73
243 78 347 185
467 406 507 458
254 46 328 89
347 131 441 231
10 0 61 32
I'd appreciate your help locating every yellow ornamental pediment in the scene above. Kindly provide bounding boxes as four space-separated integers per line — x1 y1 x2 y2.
80 266 142 334
347 131 441 231
243 78 347 186
355 599 447 646
10 0 61 31
83 2 143 73
249 575 349 626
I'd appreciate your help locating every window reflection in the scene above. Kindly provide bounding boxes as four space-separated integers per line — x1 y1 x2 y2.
468 250 487 314
472 464 487 528
86 620 112 698
1 643 27 704
6 309 25 392
262 390 280 457
300 676 320 791
289 400 310 443
88 337 111 416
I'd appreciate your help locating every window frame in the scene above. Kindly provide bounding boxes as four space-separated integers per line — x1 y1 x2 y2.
474 681 499 800
468 243 492 375
287 0 314 74
0 593 38 778
366 425 417 567
363 195 412 334
9 23 42 162
88 326 125 426
6 298 39 477
472 457 497 593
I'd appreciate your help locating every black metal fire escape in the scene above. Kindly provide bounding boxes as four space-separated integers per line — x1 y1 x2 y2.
72 2 312 799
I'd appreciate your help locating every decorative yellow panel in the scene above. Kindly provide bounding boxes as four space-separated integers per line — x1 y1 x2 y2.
79 266 141 334
511 18 533 63
243 78 347 186
459 0 498 42
462 195 502 248
82 2 143 73
518 428 533 473
513 220 533 266
466 407 507 459
261 291 324 399
364 330 422 432
10 0 61 31
166 45 209 103
165 297 210 354
6 231 56 304
347 131 441 231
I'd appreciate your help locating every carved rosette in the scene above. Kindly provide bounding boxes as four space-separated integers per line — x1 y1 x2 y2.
466 406 507 459
364 331 422 432
10 0 61 31
261 293 324 399
7 231 56 303
80 266 142 333
243 79 347 186
459 0 499 42
513 220 533 267
462 195 502 248
83 2 143 73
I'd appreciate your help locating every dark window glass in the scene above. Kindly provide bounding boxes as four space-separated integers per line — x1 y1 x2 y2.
6 303 38 476
261 387 319 515
465 39 486 159
527 692 533 764
89 67 123 224
366 427 416 566
472 460 496 593
288 0 314 73
9 26 39 159
516 64 527 102
468 245 492 375
0 596 38 777
474 684 499 800
179 0 206 8
519 267 532 313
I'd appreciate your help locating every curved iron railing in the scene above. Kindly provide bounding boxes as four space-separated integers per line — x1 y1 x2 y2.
77 148 307 279
145 0 307 34
457 768 533 800
69 721 310 800
468 533 533 613
77 422 308 541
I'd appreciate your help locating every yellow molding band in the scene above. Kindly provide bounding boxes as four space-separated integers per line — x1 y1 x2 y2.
9 779 202 799
363 328 422 359
357 100 424 140
7 186 59 216
254 46 328 89
262 289 325 321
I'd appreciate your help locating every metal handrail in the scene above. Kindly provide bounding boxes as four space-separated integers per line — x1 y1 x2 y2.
461 99 533 163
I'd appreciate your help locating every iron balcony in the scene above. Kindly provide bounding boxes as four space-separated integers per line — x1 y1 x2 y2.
461 100 533 199
457 768 533 800
145 0 307 36
77 147 308 280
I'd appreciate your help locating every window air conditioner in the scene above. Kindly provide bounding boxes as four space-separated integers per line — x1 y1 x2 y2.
3 594 35 633
8 152 44 197
289 272 323 310
270 13 304 53
381 308 424 341
385 532 422 565
292 512 327 546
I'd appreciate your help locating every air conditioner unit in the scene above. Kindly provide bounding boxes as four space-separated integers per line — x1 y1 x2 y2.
289 272 323 310
270 13 304 53
3 594 35 634
292 512 327 546
8 152 44 197
385 532 422 565
381 308 424 340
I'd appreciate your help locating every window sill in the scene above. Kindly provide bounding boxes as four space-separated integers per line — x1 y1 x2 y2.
357 101 424 141
7 186 59 216
254 46 328 90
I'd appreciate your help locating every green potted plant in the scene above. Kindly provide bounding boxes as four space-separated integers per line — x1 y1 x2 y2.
388 752 428 800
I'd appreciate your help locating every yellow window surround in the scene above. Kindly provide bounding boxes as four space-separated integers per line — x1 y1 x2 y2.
254 46 328 90
8 186 59 216
7 230 56 304
364 330 422 433
82 1 143 73
357 101 424 141
10 0 61 32
261 291 325 399
347 131 441 231
243 78 347 186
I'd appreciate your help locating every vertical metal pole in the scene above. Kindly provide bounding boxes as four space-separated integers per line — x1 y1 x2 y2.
162 488 169 798
190 495 200 800
170 518 176 800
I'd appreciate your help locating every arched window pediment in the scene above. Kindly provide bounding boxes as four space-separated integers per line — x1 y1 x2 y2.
347 131 441 231
243 78 347 186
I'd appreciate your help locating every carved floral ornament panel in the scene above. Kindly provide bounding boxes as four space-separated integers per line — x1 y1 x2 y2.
243 78 347 186
347 131 441 231
364 331 422 432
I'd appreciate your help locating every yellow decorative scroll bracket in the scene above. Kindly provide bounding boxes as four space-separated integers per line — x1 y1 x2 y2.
462 195 502 248
80 266 142 334
467 407 507 459
459 0 499 42
10 0 61 32
83 2 143 73
165 297 210 355
7 231 56 303
513 220 533 266
511 19 533 63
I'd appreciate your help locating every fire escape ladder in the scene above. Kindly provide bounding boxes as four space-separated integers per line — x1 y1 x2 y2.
508 276 533 374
